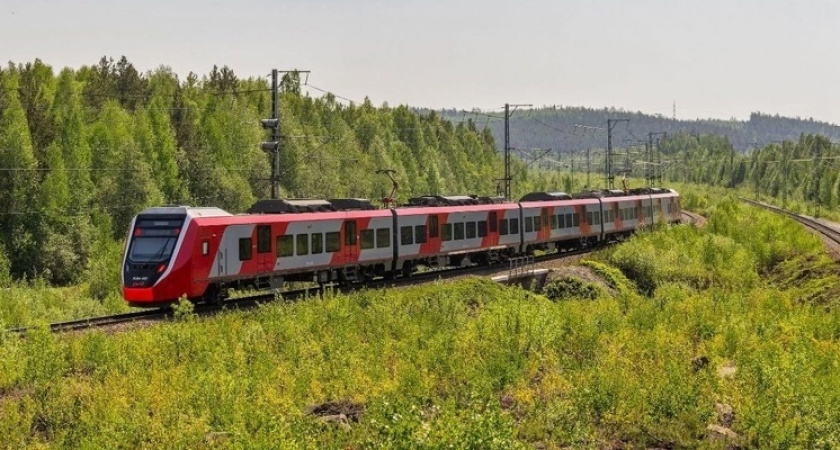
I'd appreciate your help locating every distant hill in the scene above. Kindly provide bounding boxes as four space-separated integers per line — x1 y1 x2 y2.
434 106 840 153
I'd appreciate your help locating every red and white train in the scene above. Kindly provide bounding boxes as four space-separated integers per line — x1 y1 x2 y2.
122 189 681 307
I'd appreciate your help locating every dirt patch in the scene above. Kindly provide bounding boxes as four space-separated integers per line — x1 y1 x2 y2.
305 399 366 423
542 265 617 297
0 385 33 406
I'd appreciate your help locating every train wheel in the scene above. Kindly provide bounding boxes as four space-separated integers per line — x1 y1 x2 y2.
203 284 228 306
401 262 413 278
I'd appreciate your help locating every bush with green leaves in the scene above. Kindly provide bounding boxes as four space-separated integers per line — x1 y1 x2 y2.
543 276 605 301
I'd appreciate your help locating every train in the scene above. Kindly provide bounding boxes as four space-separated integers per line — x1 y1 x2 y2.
121 188 681 307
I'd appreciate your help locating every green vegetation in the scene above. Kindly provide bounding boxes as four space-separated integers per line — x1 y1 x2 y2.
2 191 840 447
543 276 604 301
659 132 840 222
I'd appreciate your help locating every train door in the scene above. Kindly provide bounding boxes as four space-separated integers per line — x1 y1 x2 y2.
344 220 358 262
540 207 550 241
256 225 273 273
428 214 440 250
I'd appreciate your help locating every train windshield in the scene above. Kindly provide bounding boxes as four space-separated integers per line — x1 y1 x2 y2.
128 217 183 263
129 236 177 262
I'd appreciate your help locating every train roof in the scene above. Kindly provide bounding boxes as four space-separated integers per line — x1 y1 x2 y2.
247 198 377 214
395 202 519 216
518 192 572 202
519 196 601 208
136 206 232 218
406 195 508 207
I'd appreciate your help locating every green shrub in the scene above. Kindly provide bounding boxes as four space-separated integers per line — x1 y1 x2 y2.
83 239 124 301
543 276 605 301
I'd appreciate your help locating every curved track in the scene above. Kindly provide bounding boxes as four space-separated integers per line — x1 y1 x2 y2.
739 197 840 245
681 211 704 226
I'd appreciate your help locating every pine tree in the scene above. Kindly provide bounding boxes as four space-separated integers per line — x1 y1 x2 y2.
0 66 40 276
51 68 94 210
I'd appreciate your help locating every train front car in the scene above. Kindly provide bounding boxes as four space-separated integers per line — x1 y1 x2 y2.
122 206 233 307
121 207 189 306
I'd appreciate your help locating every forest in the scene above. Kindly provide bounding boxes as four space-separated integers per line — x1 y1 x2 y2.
0 57 572 287
435 105 840 157
653 132 838 218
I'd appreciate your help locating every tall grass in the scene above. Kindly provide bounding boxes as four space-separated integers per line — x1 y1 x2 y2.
2 190 840 447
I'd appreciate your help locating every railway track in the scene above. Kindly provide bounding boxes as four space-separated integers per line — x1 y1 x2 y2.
8 246 596 336
739 197 840 245
681 211 702 226
8 308 172 334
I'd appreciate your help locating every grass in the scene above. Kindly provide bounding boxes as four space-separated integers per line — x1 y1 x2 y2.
2 189 840 447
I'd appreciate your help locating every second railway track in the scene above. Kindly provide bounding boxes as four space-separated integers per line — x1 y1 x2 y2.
740 197 840 245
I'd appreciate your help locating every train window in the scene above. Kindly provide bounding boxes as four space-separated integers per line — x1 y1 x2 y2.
239 238 252 261
500 219 509 236
454 222 465 240
415 225 427 244
550 214 557 230
326 232 340 252
489 212 498 232
277 235 294 257
557 214 564 229
401 226 413 245
587 212 593 225
478 221 487 237
312 233 323 254
442 223 452 241
429 216 439 238
202 241 209 256
296 234 309 256
361 229 375 250
257 225 271 253
524 216 533 233
573 213 580 227
376 228 391 248
345 221 357 246
565 213 572 227
510 218 519 235
466 222 476 239
534 216 541 229
595 211 601 224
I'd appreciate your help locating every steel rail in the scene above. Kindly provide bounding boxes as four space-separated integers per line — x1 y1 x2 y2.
739 197 840 245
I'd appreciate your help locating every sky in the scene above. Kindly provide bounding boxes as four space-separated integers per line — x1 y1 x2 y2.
2 0 839 124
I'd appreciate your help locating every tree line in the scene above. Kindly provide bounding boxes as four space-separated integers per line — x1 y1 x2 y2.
657 132 839 213
434 106 840 157
0 57 569 286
